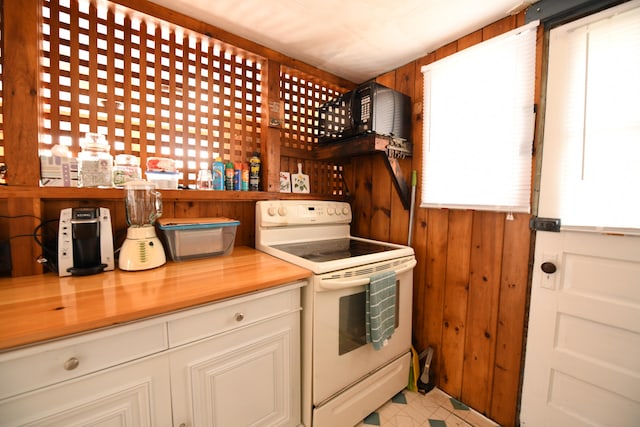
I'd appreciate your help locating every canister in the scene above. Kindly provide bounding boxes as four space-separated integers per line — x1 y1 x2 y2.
77 133 113 188
113 154 142 187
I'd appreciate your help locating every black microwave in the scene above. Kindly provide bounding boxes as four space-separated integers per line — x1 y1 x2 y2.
315 82 411 144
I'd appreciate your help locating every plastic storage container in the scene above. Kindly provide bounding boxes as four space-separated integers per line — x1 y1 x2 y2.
146 157 176 172
146 170 180 189
157 217 239 261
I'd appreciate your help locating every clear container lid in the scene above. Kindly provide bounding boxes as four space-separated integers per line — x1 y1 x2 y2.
80 132 109 150
80 142 110 152
157 217 240 230
115 154 140 167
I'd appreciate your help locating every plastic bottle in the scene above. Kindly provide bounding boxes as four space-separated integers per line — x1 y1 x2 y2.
249 152 261 191
241 163 249 191
196 169 213 190
233 166 241 191
212 157 225 190
225 161 235 190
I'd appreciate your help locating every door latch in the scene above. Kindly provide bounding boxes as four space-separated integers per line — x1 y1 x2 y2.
530 217 561 232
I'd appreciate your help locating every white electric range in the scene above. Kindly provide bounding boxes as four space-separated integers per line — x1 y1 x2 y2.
256 200 416 427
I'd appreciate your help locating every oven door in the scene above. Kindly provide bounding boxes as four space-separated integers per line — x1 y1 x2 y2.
312 256 416 405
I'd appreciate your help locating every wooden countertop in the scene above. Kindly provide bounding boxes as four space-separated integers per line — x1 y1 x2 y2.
0 247 311 351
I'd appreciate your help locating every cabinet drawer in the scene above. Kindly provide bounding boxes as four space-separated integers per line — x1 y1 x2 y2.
168 283 302 347
0 321 167 400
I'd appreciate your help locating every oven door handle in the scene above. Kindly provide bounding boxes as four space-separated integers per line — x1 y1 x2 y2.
317 259 416 291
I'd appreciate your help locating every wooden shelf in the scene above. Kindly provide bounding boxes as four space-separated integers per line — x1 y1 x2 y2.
313 134 413 209
0 185 346 277
0 186 345 202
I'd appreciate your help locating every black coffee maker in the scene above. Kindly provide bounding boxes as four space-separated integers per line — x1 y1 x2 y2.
58 207 115 276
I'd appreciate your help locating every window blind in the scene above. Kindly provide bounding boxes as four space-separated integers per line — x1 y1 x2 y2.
420 21 538 213
538 0 640 231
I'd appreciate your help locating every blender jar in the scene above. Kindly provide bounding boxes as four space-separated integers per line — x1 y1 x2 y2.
124 180 163 227
120 180 166 271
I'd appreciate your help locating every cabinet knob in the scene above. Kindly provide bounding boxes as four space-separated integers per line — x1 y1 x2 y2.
234 312 244 322
64 357 80 371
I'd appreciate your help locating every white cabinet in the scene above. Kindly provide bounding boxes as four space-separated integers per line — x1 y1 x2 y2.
170 312 300 427
0 281 304 427
0 322 169 400
0 320 172 427
0 355 173 426
168 284 302 427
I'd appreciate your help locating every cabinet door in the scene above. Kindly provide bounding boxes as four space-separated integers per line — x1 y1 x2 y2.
170 313 300 427
0 355 172 427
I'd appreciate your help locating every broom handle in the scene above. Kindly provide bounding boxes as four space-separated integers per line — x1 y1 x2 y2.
407 170 417 246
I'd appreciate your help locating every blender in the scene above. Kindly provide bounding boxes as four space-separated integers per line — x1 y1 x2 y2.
119 180 166 271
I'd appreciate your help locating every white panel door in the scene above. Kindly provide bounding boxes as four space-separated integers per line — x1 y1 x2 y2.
521 232 640 426
521 2 640 426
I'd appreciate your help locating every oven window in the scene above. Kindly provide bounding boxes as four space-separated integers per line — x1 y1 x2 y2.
338 282 400 355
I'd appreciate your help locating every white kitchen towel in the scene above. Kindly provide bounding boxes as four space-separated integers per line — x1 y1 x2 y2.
366 270 397 350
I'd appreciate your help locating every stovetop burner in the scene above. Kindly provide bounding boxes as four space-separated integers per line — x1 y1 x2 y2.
272 238 398 263
256 200 414 273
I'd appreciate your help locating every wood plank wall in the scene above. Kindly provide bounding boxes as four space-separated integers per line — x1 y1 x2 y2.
2 2 541 425
345 13 540 427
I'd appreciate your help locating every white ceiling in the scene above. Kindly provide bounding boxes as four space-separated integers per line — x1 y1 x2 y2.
148 0 533 83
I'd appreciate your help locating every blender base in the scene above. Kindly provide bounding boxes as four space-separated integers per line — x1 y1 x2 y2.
118 226 167 271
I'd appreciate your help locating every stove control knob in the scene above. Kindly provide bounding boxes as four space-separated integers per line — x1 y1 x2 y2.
342 207 350 215
278 206 288 216
327 207 335 215
267 207 277 216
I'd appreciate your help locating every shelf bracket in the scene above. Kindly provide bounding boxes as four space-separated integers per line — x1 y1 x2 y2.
383 155 411 210
313 134 413 210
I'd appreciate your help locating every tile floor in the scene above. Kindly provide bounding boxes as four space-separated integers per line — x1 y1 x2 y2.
355 388 501 427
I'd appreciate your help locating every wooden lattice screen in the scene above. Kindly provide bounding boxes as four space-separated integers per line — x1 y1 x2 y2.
40 0 264 188
280 67 347 196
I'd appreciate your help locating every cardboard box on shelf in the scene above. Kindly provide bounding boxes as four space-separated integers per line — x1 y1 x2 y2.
40 155 78 187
